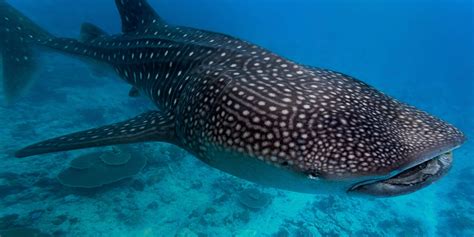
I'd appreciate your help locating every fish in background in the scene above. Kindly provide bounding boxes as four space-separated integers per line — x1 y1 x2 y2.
0 0 466 197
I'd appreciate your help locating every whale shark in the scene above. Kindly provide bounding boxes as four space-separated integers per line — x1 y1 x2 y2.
1 0 466 196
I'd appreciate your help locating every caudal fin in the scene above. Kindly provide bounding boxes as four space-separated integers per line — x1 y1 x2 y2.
0 1 53 104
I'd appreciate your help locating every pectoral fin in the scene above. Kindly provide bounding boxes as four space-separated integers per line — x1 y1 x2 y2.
15 111 176 158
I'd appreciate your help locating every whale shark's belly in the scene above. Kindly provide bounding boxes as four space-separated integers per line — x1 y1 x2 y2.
200 146 354 194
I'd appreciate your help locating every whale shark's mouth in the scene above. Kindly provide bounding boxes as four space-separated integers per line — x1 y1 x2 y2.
349 152 453 197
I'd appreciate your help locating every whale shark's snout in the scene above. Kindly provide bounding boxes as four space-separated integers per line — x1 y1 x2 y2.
341 102 466 197
349 151 455 197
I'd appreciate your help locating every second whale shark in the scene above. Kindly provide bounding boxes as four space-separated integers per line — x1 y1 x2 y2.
1 0 466 196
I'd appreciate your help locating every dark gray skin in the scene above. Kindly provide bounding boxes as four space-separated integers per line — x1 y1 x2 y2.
1 0 465 196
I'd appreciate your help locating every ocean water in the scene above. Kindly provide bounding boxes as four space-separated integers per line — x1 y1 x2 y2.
0 0 473 236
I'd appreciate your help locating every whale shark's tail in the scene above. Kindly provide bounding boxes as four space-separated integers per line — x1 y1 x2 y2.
0 1 54 104
10 0 181 158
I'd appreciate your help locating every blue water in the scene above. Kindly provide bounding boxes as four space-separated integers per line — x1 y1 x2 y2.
1 0 473 236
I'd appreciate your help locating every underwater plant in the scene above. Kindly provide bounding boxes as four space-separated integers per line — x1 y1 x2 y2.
57 146 146 188
238 188 271 210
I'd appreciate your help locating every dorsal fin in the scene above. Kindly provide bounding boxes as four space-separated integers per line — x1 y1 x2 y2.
114 0 165 33
80 23 108 42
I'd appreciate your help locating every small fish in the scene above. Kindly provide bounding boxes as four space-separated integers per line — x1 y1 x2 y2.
1 0 465 196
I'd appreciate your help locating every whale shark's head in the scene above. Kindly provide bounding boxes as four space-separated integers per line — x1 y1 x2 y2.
287 69 467 197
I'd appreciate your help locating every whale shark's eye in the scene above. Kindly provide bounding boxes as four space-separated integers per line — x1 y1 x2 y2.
308 172 321 180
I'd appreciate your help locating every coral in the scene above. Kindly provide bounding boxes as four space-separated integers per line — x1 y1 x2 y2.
311 195 346 214
51 214 68 226
353 230 383 237
437 211 474 236
0 228 50 237
189 180 203 190
212 177 242 195
28 210 45 222
213 193 230 204
145 171 164 186
147 201 159 209
0 184 27 199
63 194 80 203
69 154 95 170
233 210 250 223
0 173 28 199
131 179 145 191
57 146 146 188
159 192 176 204
0 214 19 229
377 217 426 236
295 228 313 237
144 143 187 169
69 217 80 225
204 207 217 215
99 147 132 166
114 204 143 226
273 227 290 237
176 228 198 237
235 229 258 237
238 188 271 210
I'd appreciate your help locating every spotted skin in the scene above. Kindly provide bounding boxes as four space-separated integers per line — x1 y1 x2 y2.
15 111 176 158
0 1 52 103
3 0 466 194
